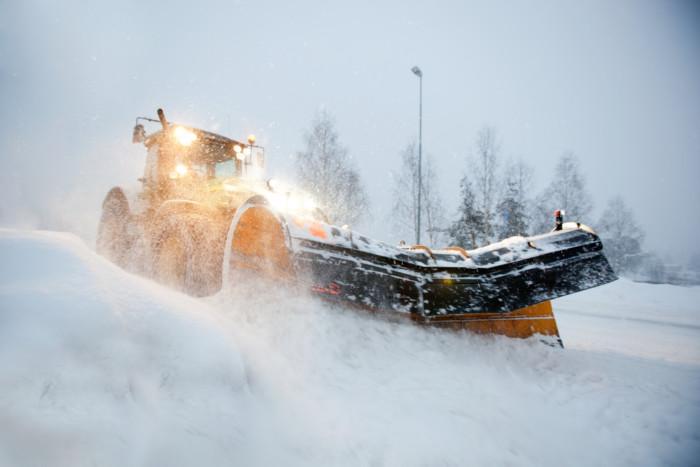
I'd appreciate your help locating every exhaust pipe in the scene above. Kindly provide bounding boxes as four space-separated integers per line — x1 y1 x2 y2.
157 108 169 131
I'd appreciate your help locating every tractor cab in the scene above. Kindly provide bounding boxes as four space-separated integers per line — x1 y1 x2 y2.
133 109 266 200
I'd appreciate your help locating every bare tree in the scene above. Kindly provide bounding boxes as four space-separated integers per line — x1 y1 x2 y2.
422 156 447 246
596 195 645 274
391 143 419 241
296 110 369 226
391 142 446 246
471 127 500 243
532 152 593 232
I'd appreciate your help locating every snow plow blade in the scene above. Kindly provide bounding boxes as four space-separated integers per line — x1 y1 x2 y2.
226 203 617 343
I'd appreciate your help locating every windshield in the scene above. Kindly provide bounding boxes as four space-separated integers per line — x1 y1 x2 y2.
214 159 237 178
164 135 263 181
185 159 240 180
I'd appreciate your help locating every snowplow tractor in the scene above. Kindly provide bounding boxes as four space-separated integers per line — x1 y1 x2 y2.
97 108 618 345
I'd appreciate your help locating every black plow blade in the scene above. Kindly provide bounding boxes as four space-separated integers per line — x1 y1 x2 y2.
293 227 618 317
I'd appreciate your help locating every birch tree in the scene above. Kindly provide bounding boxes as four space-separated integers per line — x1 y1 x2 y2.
391 142 446 246
296 110 369 226
596 195 645 274
471 127 500 243
532 152 593 232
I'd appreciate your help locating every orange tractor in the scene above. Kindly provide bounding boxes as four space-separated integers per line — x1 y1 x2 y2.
98 109 617 344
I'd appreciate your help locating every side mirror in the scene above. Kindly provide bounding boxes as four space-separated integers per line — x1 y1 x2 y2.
132 124 146 144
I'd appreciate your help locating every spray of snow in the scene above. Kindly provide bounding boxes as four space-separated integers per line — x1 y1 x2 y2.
1 229 699 466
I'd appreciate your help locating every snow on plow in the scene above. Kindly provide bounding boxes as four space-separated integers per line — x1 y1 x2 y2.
98 108 617 345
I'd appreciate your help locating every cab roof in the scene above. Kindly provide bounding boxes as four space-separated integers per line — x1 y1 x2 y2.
145 125 248 163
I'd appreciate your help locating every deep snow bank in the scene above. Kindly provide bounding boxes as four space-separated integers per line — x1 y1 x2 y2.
0 230 255 466
1 229 699 467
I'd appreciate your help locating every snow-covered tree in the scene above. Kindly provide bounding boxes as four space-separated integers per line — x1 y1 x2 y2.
532 152 593 233
391 143 446 246
496 183 528 239
495 159 533 239
596 196 645 274
296 110 369 226
448 176 487 249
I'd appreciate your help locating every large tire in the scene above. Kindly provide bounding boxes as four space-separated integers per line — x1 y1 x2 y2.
96 187 133 268
150 213 224 296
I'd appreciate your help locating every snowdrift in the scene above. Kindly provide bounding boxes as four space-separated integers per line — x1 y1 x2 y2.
1 229 699 467
0 230 252 466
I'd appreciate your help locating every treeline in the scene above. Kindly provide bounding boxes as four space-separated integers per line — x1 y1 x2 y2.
292 111 693 284
393 126 652 280
392 127 601 249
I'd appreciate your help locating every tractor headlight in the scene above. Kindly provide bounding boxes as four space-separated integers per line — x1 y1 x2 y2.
173 126 197 146
169 163 189 179
234 144 245 161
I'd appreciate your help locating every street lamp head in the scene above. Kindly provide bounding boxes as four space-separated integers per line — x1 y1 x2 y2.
411 66 422 77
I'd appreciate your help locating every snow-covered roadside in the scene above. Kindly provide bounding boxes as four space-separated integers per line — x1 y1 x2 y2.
1 229 699 467
556 279 700 365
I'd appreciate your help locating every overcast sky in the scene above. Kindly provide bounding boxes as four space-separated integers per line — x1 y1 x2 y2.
1 0 698 260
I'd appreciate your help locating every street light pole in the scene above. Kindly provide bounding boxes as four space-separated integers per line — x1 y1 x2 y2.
411 66 423 245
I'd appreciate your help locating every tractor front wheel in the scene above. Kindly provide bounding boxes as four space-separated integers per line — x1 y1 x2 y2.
151 213 224 296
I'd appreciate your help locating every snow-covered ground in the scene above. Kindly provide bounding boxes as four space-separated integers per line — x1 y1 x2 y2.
1 229 699 467
557 279 700 366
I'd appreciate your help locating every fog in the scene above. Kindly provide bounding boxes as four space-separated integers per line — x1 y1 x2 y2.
1 0 698 260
